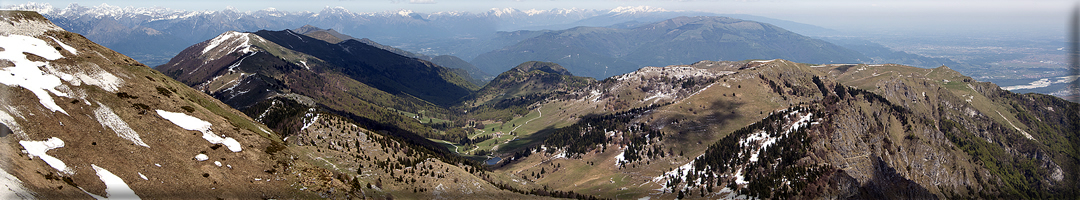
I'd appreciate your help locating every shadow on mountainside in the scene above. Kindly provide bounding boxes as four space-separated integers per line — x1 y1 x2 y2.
858 156 938 199
663 98 745 146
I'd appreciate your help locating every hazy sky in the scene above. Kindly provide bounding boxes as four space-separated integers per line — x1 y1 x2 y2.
2 0 1073 37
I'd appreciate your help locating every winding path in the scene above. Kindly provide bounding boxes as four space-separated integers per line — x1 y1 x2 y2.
491 105 543 152
510 106 543 134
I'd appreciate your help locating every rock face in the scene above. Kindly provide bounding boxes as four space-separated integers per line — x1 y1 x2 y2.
0 11 307 198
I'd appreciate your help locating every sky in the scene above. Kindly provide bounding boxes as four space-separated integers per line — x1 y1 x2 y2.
1 0 1073 37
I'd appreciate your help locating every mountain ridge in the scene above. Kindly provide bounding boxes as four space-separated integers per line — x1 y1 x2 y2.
5 2 836 66
471 16 868 78
0 10 553 199
5 6 1079 199
291 25 492 84
471 59 1078 199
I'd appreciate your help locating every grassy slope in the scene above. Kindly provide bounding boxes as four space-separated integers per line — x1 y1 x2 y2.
479 60 818 199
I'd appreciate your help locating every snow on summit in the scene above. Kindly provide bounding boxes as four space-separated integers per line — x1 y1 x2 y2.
608 6 666 14
202 31 262 56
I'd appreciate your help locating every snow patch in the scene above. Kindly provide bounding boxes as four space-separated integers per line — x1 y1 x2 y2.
156 110 242 152
298 60 309 70
137 173 147 180
201 131 242 152
0 110 26 138
742 111 812 163
0 166 34 199
46 36 77 55
550 148 567 159
90 164 139 199
0 16 63 36
93 104 149 147
641 91 673 103
45 62 124 93
589 89 603 102
203 31 246 54
19 137 71 174
733 168 748 185
0 34 70 114
651 109 816 193
0 33 121 101
300 109 319 131
155 110 211 131
652 155 704 192
613 148 626 166
996 110 1036 141
194 154 208 161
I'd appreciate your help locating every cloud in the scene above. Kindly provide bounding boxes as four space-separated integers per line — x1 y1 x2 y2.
410 0 437 4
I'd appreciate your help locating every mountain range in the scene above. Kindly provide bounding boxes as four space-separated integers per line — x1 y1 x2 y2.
7 2 965 82
290 25 492 84
2 8 1077 199
153 23 1078 199
154 27 478 146
4 2 840 67
0 10 546 199
472 16 869 78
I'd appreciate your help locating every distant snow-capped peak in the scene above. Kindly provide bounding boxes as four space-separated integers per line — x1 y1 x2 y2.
2 2 55 14
5 2 672 20
318 6 352 15
608 6 666 14
486 7 594 17
397 9 415 17
487 7 518 17
59 3 177 19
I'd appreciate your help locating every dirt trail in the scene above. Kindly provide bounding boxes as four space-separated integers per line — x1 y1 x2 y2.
493 105 543 152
